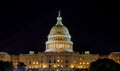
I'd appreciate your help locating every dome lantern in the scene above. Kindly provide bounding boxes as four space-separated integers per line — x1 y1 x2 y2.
56 10 63 25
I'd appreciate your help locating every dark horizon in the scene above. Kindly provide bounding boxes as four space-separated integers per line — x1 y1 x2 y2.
0 0 120 55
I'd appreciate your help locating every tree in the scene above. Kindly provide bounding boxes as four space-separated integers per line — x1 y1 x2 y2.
89 58 120 71
17 62 26 71
0 61 13 71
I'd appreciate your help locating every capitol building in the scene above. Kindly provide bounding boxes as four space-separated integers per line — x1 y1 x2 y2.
0 12 120 71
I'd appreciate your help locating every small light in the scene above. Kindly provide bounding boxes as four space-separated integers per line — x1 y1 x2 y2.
117 57 119 59
33 62 35 64
54 65 56 68
70 65 74 68
57 60 60 62
36 62 38 64
74 61 76 63
79 62 81 64
80 58 82 60
87 62 89 64
83 62 85 64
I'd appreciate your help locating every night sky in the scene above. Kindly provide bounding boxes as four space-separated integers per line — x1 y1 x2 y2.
0 0 120 55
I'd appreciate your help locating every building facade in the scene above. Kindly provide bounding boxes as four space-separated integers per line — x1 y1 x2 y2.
108 52 120 64
18 52 99 69
0 52 11 62
0 12 120 71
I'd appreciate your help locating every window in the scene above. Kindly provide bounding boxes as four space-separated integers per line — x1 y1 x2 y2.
80 58 82 60
87 62 89 64
79 62 81 64
41 65 43 68
49 65 51 68
117 57 120 59
83 62 85 64
65 60 68 63
54 60 56 63
48 56 51 58
41 60 43 63
66 56 68 58
33 62 35 64
29 61 31 64
41 56 43 59
73 61 76 63
57 60 60 62
36 62 39 64
66 65 68 68
49 60 51 63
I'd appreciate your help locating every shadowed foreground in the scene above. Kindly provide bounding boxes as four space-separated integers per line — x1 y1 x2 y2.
89 58 120 71
0 61 13 71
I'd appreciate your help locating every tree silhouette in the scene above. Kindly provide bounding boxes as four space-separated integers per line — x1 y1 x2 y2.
89 58 120 71
0 61 13 71
17 62 26 71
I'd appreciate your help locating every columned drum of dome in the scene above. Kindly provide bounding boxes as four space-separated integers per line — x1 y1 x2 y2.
45 11 73 52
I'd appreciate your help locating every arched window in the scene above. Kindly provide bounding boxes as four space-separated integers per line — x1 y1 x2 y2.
49 60 51 63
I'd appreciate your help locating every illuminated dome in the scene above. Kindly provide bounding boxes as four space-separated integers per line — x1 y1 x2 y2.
49 24 70 35
45 11 73 52
49 15 70 36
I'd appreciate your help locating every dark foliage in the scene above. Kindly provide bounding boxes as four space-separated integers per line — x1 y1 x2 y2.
0 61 13 71
16 62 26 71
89 58 120 71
